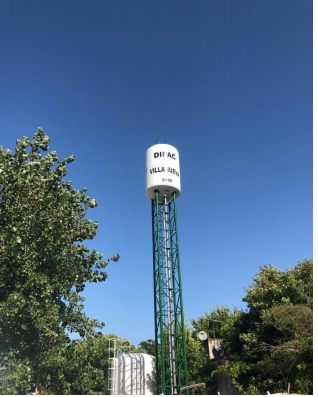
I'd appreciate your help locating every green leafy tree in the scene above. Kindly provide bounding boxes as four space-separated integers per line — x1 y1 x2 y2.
0 129 119 394
191 305 236 340
33 333 137 395
138 339 156 357
213 259 313 395
184 325 215 395
190 307 238 394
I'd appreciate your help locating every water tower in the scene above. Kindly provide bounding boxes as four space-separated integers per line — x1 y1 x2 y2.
146 142 189 395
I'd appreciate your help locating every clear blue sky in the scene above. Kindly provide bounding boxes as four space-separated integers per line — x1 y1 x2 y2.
0 0 312 347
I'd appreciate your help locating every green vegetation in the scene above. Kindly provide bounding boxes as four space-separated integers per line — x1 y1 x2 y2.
183 325 215 394
211 259 313 395
0 129 119 394
138 339 156 357
38 333 137 395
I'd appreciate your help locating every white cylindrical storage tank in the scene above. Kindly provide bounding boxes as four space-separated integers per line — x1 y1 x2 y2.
110 353 156 395
145 143 181 201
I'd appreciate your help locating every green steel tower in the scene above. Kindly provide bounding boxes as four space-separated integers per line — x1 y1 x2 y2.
146 143 189 395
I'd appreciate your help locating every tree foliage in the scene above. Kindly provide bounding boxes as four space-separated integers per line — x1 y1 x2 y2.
184 325 215 395
0 129 119 394
191 305 236 340
41 333 136 395
138 339 156 357
212 259 313 395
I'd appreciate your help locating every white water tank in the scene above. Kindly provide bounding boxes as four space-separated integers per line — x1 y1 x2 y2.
110 352 156 395
145 143 181 200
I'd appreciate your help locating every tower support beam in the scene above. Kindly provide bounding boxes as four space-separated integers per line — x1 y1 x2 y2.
152 192 189 395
